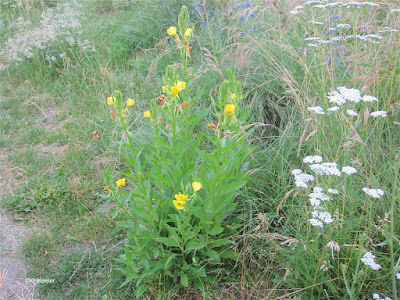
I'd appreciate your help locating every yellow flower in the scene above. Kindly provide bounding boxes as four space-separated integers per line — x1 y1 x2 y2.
144 111 151 118
173 200 185 210
170 86 181 96
224 104 235 115
170 81 186 96
107 97 115 105
184 28 193 37
175 193 187 203
192 182 202 193
116 178 126 187
177 80 186 90
167 26 177 36
126 98 135 107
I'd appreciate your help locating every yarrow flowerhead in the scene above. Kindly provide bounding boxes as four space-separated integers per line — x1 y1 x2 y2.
224 104 235 115
347 109 358 116
116 178 126 187
310 162 342 176
362 188 385 199
303 155 323 164
370 111 387 118
342 166 357 175
307 106 325 114
361 251 382 270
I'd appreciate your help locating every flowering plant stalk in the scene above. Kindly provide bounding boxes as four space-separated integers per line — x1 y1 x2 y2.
104 6 253 297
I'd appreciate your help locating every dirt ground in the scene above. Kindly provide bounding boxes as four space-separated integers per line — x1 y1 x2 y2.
0 212 36 300
0 150 36 299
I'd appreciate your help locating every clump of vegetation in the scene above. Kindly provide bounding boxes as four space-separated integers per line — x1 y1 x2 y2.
0 0 399 299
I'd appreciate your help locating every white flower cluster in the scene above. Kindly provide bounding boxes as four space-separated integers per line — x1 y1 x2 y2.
328 188 339 194
307 106 325 114
324 87 387 118
0 1 95 63
310 209 334 227
361 251 382 270
310 162 342 176
396 273 400 279
337 23 351 29
378 27 399 34
342 166 358 175
362 188 385 199
305 34 383 47
370 111 387 118
291 169 315 189
347 109 358 116
312 1 379 9
373 294 392 300
308 186 335 227
303 155 323 164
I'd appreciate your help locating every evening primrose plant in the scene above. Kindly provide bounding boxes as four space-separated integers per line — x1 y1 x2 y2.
105 6 253 297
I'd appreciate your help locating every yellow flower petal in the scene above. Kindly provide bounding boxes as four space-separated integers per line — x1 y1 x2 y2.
184 28 193 37
176 80 186 90
174 193 187 203
144 111 151 118
173 200 185 210
107 97 115 105
167 26 177 36
116 178 126 187
126 98 135 107
224 104 235 115
170 86 181 96
192 182 202 193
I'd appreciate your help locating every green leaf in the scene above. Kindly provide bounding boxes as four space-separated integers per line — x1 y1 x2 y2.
195 278 205 296
180 273 189 287
209 238 231 248
164 253 177 269
135 284 148 298
117 221 135 228
220 250 239 260
157 237 180 247
209 225 224 236
185 240 205 251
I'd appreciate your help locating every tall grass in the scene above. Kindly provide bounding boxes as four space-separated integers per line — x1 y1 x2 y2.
0 0 399 298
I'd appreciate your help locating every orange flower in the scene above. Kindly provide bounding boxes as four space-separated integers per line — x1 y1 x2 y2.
104 186 111 192
181 101 189 107
188 46 192 51
184 40 189 46
208 124 218 129
110 111 117 117
158 117 163 121
157 97 165 102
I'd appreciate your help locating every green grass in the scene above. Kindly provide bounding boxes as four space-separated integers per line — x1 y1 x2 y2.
0 0 399 299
